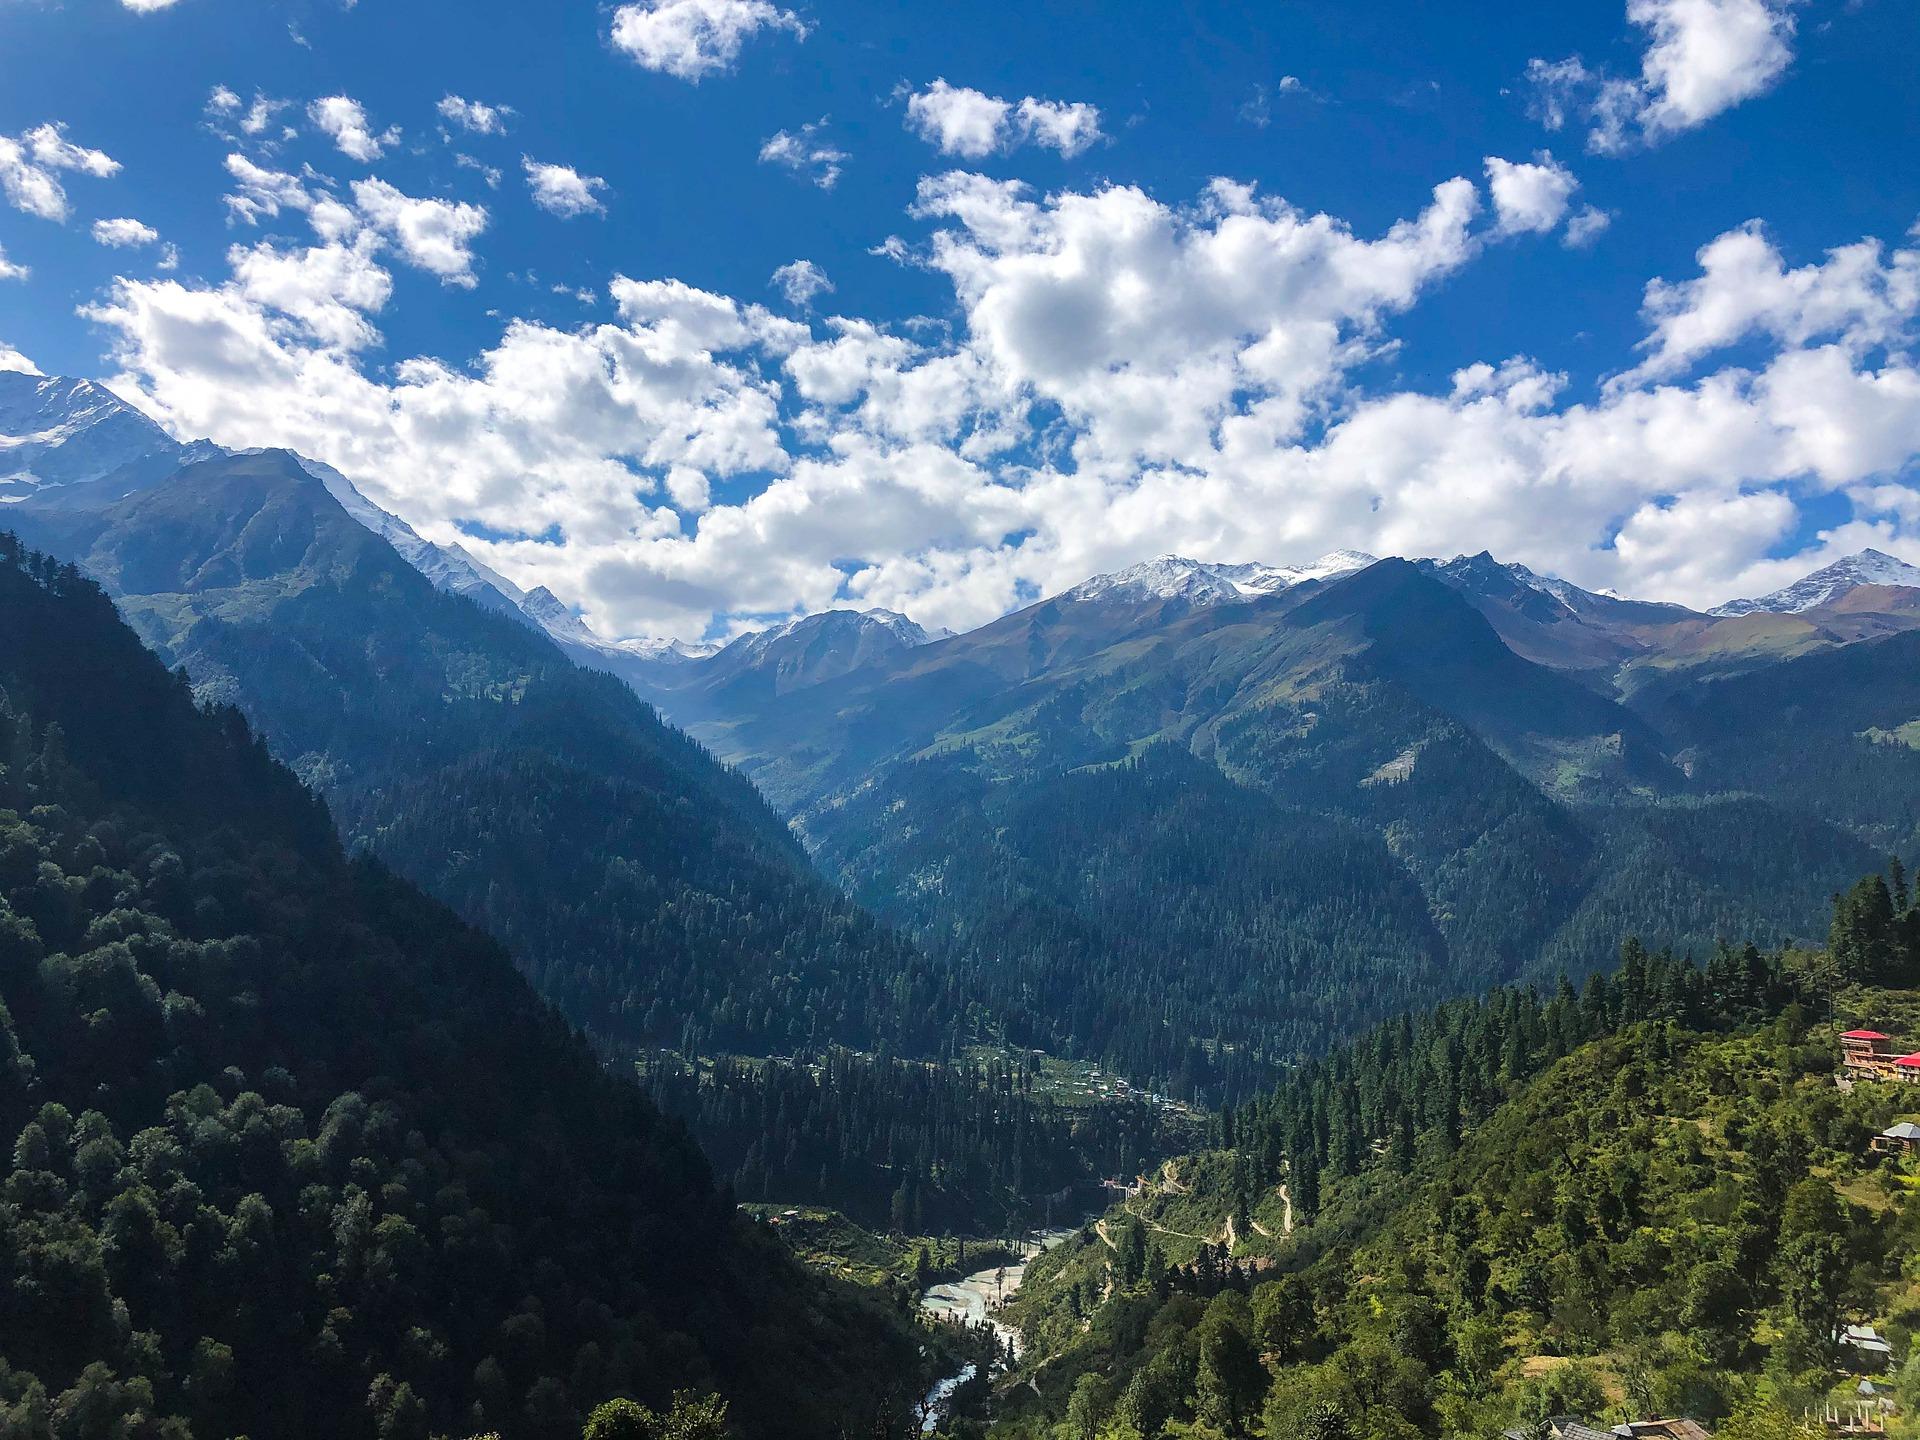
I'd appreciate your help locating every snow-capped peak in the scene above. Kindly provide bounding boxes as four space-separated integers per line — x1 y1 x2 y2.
0 370 181 498
1065 555 1242 605
1064 550 1377 607
1710 549 1920 617
730 606 936 657
620 636 721 663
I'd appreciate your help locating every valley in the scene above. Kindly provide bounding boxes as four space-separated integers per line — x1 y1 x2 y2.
4 2 1916 1436
8 369 1920 1438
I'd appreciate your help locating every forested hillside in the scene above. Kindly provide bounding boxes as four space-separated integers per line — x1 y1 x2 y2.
644 1049 1197 1235
0 535 938 1440
985 875 1920 1439
6 452 956 1062
800 570 1875 1099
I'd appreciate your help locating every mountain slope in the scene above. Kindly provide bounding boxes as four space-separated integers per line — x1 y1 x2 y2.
0 534 934 1440
4 449 951 1060
1712 547 1920 615
786 562 1873 1096
1638 623 1920 852
822 744 1456 1092
642 607 942 722
993 902 1913 1439
0 374 182 501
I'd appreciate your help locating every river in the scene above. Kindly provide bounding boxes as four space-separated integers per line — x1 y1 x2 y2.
915 1228 1076 1433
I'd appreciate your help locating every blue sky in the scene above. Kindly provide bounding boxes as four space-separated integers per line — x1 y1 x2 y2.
1 0 1916 639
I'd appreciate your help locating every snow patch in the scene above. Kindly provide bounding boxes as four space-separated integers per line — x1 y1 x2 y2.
1710 550 1920 616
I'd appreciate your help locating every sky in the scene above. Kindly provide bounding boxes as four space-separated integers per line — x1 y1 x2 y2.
0 0 1916 641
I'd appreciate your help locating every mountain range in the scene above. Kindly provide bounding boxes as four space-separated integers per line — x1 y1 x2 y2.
8 370 1920 1099
0 372 955 1071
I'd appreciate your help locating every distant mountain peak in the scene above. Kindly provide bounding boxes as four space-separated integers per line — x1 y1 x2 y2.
1710 549 1920 617
0 369 181 499
1063 550 1377 607
737 606 937 655
622 635 721 663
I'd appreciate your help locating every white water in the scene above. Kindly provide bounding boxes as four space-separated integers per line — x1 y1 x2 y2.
915 1228 1077 1433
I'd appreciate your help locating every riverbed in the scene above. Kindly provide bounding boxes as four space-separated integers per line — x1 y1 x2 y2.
916 1228 1076 1433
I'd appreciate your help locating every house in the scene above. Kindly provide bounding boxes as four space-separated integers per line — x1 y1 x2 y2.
1501 1417 1619 1440
1837 1324 1896 1368
1872 1122 1920 1155
1612 1420 1713 1440
1842 1031 1903 1080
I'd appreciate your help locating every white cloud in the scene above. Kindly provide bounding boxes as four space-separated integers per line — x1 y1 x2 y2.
0 124 119 223
120 0 181 11
351 179 489 285
1241 76 1308 127
0 246 27 282
758 120 846 189
903 171 1483 470
523 158 609 217
455 153 505 188
217 154 487 287
438 95 511 135
1614 220 1920 388
307 95 397 163
229 236 393 350
1529 0 1796 153
0 344 40 374
91 216 161 249
1564 205 1613 249
1484 153 1578 235
207 86 242 115
1013 97 1105 158
80 144 1920 639
771 258 833 309
222 153 319 225
666 465 711 512
904 80 1105 158
609 0 807 81
905 82 1012 159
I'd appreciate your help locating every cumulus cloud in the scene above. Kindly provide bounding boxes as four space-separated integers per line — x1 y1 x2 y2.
904 80 1105 158
216 154 488 286
1484 153 1578 235
1564 205 1613 249
1530 0 1797 152
0 343 40 374
771 258 833 309
609 0 807 81
216 90 290 142
1614 220 1920 388
0 124 119 223
523 159 609 217
438 95 511 135
350 179 488 285
80 145 1920 639
758 120 846 188
221 154 321 225
307 95 397 163
91 216 161 249
0 247 27 282
120 0 181 11
228 236 393 350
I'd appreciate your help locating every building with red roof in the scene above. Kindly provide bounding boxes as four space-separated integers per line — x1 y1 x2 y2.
1842 1030 1918 1083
